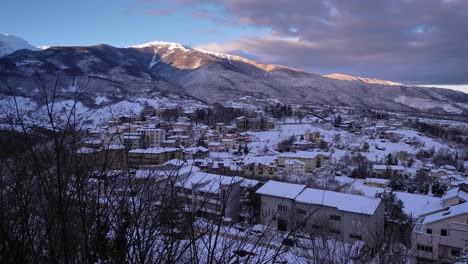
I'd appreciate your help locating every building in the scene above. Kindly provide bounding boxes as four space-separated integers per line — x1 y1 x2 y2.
235 116 275 132
364 178 390 188
241 161 276 178
283 159 306 176
372 165 406 176
441 187 468 207
128 147 181 167
175 172 243 222
208 141 224 152
277 151 331 172
304 131 321 143
291 140 314 151
123 133 141 150
137 127 165 148
256 180 384 244
411 202 468 264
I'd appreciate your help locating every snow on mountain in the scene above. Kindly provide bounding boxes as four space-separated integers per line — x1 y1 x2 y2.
0 33 39 57
324 73 403 86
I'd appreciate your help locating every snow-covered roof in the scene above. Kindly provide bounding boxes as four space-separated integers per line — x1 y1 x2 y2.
129 147 179 154
285 159 305 166
184 146 209 153
278 151 330 159
208 142 222 146
295 188 382 215
240 178 260 188
256 180 306 199
372 165 405 171
441 187 468 202
365 178 390 185
395 192 443 217
422 202 468 224
178 172 242 193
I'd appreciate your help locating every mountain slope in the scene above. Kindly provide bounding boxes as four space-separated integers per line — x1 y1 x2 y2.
0 40 467 117
0 33 39 57
324 73 402 86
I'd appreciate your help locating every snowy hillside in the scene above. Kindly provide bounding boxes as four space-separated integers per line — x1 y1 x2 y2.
0 33 39 57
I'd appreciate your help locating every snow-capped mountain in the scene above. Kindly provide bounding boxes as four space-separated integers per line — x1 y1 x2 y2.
0 33 39 57
0 39 467 117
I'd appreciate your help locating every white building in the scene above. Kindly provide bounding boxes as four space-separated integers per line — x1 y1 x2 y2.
284 159 306 176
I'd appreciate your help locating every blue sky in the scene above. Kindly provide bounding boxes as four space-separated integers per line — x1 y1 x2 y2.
1 0 261 47
1 0 467 91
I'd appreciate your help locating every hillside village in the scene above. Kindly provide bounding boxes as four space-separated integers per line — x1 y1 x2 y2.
76 100 468 264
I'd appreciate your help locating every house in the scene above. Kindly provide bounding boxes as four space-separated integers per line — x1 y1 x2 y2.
175 172 243 222
277 151 331 172
241 162 276 178
221 138 238 151
411 202 468 264
291 140 314 151
128 147 182 167
372 165 406 176
256 180 384 244
304 131 321 144
283 159 306 176
208 141 224 152
183 146 209 160
441 187 468 207
364 178 390 188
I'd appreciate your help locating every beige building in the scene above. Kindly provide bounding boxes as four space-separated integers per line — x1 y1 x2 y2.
411 202 468 264
256 180 384 244
242 162 276 178
283 159 305 176
128 147 181 167
137 127 166 148
277 151 331 172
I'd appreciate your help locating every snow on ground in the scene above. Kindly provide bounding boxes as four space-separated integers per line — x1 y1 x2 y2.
248 123 340 155
333 128 447 163
94 96 109 105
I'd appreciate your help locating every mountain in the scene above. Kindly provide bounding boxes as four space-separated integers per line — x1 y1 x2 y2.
324 73 402 86
0 40 467 118
0 33 39 57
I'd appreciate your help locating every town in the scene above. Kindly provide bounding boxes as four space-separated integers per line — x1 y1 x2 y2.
75 100 468 264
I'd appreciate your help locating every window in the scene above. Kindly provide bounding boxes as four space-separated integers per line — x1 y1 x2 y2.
297 209 306 215
451 249 460 257
417 244 433 253
278 204 288 213
352 220 362 230
349 233 362 240
440 229 447 236
330 215 341 221
426 228 432 234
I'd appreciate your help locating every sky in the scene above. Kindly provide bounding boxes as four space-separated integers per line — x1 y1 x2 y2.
1 0 467 92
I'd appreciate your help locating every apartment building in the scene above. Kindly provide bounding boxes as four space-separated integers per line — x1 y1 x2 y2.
128 147 181 167
411 202 468 264
175 172 243 222
137 127 166 148
277 151 331 172
256 180 384 244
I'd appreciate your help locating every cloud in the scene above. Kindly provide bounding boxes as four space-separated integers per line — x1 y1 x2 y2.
145 7 174 16
180 0 468 84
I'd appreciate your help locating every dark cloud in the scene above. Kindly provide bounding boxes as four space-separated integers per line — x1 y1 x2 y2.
187 0 468 84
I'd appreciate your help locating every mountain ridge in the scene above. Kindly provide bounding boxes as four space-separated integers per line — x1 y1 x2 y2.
0 37 467 117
